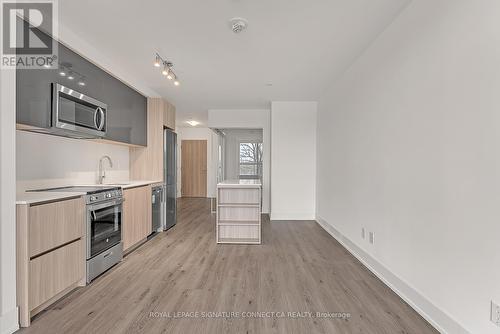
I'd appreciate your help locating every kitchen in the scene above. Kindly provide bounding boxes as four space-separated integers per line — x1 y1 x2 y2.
1 1 497 334
15 37 180 324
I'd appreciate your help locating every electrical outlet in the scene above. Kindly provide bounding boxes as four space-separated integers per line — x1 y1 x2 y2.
491 301 500 327
369 232 375 244
361 228 366 239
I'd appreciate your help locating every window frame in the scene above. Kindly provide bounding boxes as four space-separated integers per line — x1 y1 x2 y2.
238 141 263 180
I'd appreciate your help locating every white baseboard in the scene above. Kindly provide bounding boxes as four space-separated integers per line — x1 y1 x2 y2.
316 216 470 334
0 307 19 334
270 212 315 221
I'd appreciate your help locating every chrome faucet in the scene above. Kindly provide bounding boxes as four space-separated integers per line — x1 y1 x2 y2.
98 155 113 184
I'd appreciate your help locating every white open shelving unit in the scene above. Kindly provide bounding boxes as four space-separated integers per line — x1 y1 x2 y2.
216 180 262 244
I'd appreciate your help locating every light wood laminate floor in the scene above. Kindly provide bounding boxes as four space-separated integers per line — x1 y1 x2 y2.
19 198 437 334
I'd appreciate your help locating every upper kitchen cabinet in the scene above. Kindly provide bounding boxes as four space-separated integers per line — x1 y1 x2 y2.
164 100 176 130
130 97 176 181
16 29 147 146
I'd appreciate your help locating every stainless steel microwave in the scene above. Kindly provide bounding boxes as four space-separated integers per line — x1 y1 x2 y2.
52 83 107 138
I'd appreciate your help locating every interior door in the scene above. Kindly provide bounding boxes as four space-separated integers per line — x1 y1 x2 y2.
181 140 207 197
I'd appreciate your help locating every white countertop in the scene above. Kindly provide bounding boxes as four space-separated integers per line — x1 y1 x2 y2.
217 179 262 188
16 180 162 205
16 191 86 205
98 180 163 189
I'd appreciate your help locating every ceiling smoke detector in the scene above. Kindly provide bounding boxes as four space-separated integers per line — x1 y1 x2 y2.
229 17 248 34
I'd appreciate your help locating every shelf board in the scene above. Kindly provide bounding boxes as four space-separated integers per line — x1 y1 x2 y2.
217 237 261 244
218 220 260 226
218 203 260 207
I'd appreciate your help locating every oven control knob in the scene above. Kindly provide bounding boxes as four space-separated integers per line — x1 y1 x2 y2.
106 193 112 198
90 196 97 201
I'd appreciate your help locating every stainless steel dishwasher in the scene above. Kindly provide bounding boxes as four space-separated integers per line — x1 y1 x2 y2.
152 185 165 233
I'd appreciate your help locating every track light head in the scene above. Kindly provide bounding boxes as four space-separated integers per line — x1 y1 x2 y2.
162 63 169 76
154 54 161 67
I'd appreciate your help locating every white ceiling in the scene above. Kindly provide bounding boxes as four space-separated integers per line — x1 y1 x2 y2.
59 0 409 126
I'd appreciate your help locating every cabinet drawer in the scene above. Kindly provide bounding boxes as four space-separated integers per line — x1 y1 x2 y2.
218 188 260 204
29 197 84 257
29 239 84 310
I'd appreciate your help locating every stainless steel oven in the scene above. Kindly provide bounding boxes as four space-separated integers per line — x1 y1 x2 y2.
87 198 122 259
86 190 123 283
52 83 107 138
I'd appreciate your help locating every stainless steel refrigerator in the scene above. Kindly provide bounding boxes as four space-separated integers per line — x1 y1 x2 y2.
163 129 177 230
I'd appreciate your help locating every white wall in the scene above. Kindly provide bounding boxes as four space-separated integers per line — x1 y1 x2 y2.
208 109 271 213
222 129 263 180
16 131 129 190
271 102 316 220
316 1 500 333
176 127 218 198
0 66 19 334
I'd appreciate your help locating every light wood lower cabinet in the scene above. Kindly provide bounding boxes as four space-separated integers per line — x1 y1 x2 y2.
29 239 84 310
123 185 152 250
28 198 84 257
17 196 86 327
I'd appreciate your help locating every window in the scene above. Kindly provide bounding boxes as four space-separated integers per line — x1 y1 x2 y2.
239 142 263 179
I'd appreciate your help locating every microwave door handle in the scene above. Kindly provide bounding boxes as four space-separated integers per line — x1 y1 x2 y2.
98 107 105 131
93 108 99 129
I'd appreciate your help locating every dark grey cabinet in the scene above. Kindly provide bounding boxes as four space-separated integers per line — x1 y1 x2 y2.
17 31 147 146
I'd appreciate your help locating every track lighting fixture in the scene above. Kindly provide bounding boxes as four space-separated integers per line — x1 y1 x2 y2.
153 53 180 86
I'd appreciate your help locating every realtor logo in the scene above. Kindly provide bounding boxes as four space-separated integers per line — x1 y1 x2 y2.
1 0 58 69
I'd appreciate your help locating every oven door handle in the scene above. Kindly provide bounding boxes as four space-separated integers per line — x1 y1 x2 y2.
88 198 124 211
113 198 124 205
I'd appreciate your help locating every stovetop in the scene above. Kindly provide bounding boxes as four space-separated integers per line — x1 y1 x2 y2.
30 185 121 195
28 185 123 204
